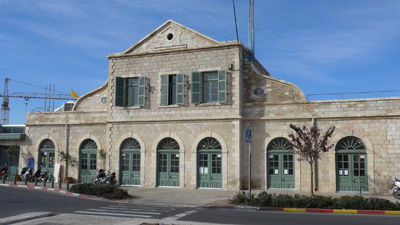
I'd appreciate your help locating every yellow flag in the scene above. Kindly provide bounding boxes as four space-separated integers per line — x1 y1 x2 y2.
71 89 79 98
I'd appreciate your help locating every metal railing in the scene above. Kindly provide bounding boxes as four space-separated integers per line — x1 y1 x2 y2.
307 90 400 100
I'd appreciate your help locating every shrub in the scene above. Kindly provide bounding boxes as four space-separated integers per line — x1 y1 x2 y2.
69 183 133 200
229 191 400 211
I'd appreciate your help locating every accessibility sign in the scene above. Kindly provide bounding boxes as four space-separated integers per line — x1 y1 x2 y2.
245 129 252 143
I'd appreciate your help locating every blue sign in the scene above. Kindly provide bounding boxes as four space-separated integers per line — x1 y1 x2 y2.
28 158 34 170
245 129 252 143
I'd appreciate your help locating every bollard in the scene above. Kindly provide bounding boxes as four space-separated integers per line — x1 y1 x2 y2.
2 175 5 184
58 179 62 189
13 175 16 185
34 177 38 186
24 177 28 185
51 177 54 188
43 177 47 187
66 180 70 190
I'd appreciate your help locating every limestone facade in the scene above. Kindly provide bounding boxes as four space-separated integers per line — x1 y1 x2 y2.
20 20 400 194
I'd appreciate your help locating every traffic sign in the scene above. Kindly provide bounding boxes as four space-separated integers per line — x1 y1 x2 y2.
245 129 252 143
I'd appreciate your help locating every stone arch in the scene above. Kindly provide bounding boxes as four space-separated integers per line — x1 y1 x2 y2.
116 133 145 153
152 132 184 153
191 131 228 154
36 134 59 155
76 134 102 153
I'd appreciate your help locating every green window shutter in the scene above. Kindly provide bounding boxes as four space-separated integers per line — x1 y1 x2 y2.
218 70 226 103
160 75 169 106
138 76 146 106
115 77 124 107
176 73 184 105
191 72 201 104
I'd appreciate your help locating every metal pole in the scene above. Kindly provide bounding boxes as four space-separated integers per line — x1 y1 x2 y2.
58 179 62 189
51 176 54 188
66 180 70 190
34 177 37 186
13 175 16 184
43 177 46 187
2 175 5 184
249 142 251 198
358 150 361 196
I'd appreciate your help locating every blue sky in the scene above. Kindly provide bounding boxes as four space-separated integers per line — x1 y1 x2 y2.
1 0 400 125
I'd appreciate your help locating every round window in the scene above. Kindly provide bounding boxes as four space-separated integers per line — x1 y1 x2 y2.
253 88 265 96
101 97 108 103
167 33 174 40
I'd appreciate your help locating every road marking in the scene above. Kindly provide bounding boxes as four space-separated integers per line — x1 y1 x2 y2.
162 210 198 220
100 206 170 212
74 211 152 218
86 208 160 215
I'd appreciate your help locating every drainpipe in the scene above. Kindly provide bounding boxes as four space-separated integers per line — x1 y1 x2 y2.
65 122 69 178
312 117 318 192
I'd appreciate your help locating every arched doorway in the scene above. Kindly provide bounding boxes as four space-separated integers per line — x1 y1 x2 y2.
39 139 55 180
120 138 141 186
197 137 222 189
156 138 179 187
267 137 295 189
79 139 97 183
336 136 368 192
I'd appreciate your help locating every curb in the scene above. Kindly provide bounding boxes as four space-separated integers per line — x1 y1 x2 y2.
0 183 115 202
208 205 400 215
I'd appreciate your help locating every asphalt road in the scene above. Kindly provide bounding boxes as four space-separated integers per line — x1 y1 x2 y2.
181 208 400 225
0 187 194 220
2 186 400 225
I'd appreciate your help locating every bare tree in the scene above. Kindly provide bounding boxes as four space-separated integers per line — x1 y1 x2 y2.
288 124 335 195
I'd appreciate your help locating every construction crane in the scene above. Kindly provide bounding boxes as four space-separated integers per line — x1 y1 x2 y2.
0 78 76 125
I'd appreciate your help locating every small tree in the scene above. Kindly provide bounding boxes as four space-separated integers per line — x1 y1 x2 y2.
99 149 107 169
59 151 76 177
288 124 335 195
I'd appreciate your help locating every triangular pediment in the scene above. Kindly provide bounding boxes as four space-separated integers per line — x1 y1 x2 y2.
124 20 220 55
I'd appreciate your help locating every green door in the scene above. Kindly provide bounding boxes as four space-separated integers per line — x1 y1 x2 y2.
267 138 295 189
39 139 55 180
197 137 223 188
198 152 222 188
121 151 141 185
156 138 180 187
157 151 179 187
79 139 98 183
336 136 368 192
120 138 141 186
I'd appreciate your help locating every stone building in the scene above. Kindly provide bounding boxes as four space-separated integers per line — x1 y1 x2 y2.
21 20 400 194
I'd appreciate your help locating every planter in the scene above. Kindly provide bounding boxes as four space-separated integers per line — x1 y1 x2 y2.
13 175 21 181
62 177 73 183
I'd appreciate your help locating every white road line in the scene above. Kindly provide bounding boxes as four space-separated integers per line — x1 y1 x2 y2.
74 211 152 218
162 210 198 220
86 208 160 215
100 206 170 212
